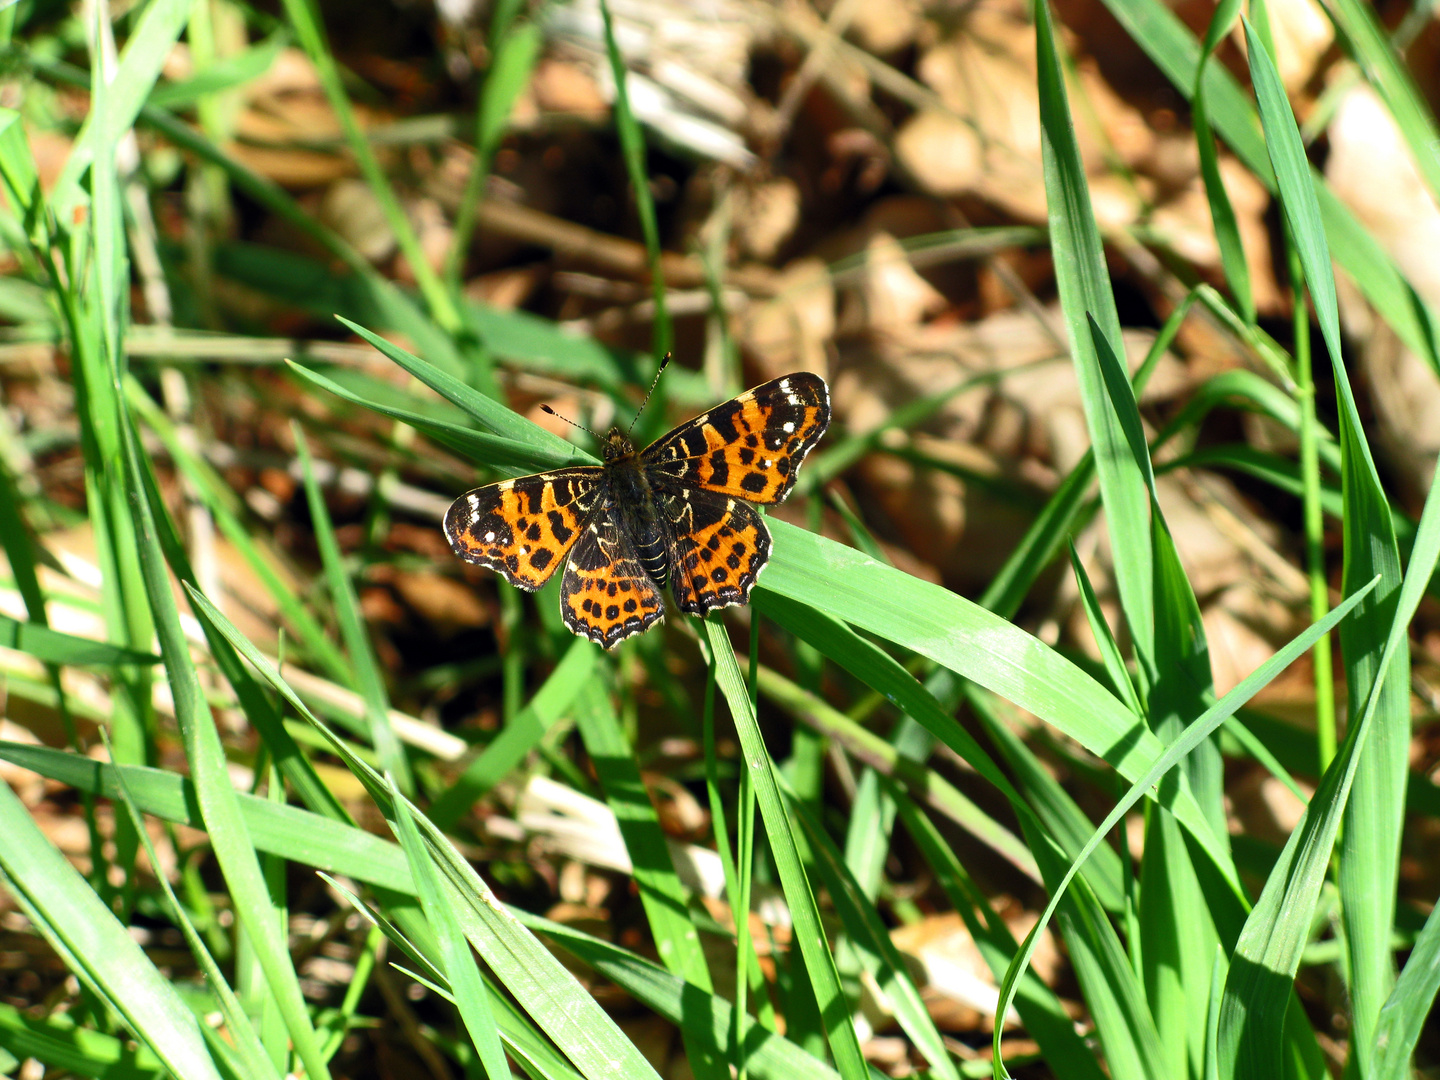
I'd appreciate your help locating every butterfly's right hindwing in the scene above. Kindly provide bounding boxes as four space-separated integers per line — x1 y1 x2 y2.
444 468 602 590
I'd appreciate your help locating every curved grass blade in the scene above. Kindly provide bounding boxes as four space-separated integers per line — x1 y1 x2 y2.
1217 425 1440 1079
989 572 1379 1078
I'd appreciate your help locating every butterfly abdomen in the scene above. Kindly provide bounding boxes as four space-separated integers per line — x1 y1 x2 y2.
607 452 669 588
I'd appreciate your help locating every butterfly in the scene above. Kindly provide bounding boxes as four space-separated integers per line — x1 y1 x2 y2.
444 368 831 649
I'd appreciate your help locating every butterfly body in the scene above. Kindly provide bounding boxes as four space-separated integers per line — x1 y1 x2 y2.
445 372 830 649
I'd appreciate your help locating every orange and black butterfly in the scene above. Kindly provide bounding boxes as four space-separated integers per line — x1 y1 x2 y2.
444 367 830 649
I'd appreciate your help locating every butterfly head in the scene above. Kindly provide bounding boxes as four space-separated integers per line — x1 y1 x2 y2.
603 429 635 461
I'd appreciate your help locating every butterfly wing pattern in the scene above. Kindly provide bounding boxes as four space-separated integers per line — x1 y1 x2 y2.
559 512 666 648
445 371 830 648
643 372 830 505
443 469 601 590
657 487 772 615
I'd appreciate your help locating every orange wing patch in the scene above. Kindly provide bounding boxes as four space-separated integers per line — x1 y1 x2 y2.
444 469 601 591
642 372 830 505
660 489 772 615
560 511 665 648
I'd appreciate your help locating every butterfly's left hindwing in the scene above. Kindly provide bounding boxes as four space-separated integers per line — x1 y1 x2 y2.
560 510 665 648
642 372 830 504
444 468 601 590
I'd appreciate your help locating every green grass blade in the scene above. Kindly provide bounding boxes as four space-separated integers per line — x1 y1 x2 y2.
277 0 460 336
390 780 511 1080
1067 542 1142 715
1035 0 1154 673
525 914 850 1080
287 359 569 472
147 28 288 109
1243 18 1341 367
1093 0 1440 369
756 664 1040 884
429 640 595 828
784 787 961 1080
50 0 194 217
597 0 671 360
119 417 331 1079
185 583 666 1080
1192 0 1253 324
107 745 280 1080
701 618 869 1080
572 680 727 1080
1373 894 1440 1080
0 1000 164 1077
0 784 223 1079
892 789 1108 1080
336 316 582 456
1244 21 1412 1063
1216 450 1440 1078
294 424 412 793
1324 0 1440 235
0 615 158 667
757 524 1238 894
989 572 1378 1077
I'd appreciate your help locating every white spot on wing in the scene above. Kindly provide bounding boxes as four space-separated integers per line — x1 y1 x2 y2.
484 531 496 542
782 421 795 433
468 494 479 507
786 394 802 405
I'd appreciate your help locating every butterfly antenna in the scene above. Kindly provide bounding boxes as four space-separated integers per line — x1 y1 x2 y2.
539 403 603 441
627 353 671 436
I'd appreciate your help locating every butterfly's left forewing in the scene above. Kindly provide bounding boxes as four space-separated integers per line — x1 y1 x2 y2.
444 468 601 590
642 372 830 504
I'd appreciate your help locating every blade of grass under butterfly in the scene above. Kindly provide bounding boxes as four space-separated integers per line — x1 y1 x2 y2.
572 680 727 1080
286 359 572 473
335 316 583 458
989 572 1378 1078
700 618 869 1080
1244 24 1411 1065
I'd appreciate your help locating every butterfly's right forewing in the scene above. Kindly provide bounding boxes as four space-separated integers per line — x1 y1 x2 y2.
444 468 602 590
